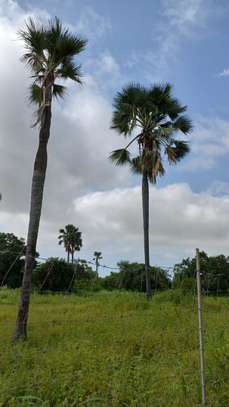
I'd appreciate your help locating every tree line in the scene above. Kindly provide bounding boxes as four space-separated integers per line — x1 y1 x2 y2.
1 232 229 295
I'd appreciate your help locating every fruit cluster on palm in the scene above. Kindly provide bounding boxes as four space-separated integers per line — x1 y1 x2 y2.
14 18 87 340
58 225 82 263
110 84 192 298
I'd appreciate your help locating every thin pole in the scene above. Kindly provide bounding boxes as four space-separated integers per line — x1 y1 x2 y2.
196 248 207 406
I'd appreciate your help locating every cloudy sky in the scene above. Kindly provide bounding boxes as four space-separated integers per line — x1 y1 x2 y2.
1 0 229 273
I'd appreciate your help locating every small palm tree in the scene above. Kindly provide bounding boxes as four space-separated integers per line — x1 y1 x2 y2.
14 18 87 340
110 83 192 299
58 225 82 263
93 251 102 276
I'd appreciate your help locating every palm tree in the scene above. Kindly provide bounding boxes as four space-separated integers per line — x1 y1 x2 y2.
58 227 71 263
58 225 82 263
110 83 192 299
13 18 87 340
93 251 102 276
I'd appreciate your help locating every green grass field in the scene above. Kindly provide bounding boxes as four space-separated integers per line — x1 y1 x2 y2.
0 289 229 406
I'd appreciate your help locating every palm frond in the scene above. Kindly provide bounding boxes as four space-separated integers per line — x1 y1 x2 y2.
46 17 87 63
111 84 148 134
57 62 82 83
173 115 193 134
149 157 165 184
19 16 87 87
166 140 190 164
29 83 43 105
130 156 142 175
109 149 131 166
53 83 66 99
19 18 45 56
166 100 187 120
111 107 134 135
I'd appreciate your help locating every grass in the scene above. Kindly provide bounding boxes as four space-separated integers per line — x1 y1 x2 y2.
0 288 229 406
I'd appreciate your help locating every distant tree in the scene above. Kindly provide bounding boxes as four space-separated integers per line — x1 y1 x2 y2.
0 233 25 287
14 17 87 340
93 251 102 277
33 258 74 292
173 252 229 294
110 83 192 299
75 259 96 280
58 225 82 263
33 257 96 292
102 261 170 292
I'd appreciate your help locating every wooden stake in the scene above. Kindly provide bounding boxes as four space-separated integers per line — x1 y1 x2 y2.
196 248 207 406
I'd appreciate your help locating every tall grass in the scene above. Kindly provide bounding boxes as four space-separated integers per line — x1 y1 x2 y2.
0 289 228 406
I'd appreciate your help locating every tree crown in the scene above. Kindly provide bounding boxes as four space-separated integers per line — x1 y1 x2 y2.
58 224 82 254
19 17 87 122
110 83 192 183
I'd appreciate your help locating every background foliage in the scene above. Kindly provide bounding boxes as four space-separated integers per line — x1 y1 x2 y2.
0 233 25 288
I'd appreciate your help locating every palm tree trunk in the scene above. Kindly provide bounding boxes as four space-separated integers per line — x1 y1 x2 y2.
67 251 70 263
142 170 152 299
71 251 74 264
13 78 53 341
95 258 99 277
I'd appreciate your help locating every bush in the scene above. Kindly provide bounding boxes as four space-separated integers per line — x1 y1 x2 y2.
0 233 25 288
173 276 196 294
33 258 98 293
33 258 75 292
101 262 171 292
74 278 103 294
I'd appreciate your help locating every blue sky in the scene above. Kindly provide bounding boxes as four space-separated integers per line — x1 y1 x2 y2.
1 0 229 272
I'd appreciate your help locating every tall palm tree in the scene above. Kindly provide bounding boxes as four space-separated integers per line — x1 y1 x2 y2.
58 225 82 263
13 18 87 340
93 251 102 276
110 83 192 299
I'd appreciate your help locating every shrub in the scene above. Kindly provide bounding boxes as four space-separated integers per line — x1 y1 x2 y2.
33 258 75 292
33 258 98 293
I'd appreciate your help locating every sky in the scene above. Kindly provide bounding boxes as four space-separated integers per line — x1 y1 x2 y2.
1 0 229 274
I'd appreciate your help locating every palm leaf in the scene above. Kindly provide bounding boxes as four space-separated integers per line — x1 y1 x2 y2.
173 115 193 134
166 140 190 163
57 62 82 83
130 156 142 174
109 149 131 166
53 83 66 99
29 83 43 105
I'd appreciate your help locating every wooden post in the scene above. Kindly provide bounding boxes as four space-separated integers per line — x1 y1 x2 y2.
196 248 207 406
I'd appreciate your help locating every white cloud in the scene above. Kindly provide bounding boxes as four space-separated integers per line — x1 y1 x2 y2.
161 0 206 31
75 6 111 41
218 68 229 77
182 116 229 170
207 181 229 196
84 50 122 90
128 0 225 80
71 183 229 268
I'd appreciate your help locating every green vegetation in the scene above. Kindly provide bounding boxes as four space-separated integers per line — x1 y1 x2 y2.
0 289 229 406
33 258 96 293
174 251 229 294
0 233 25 288
102 261 170 292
